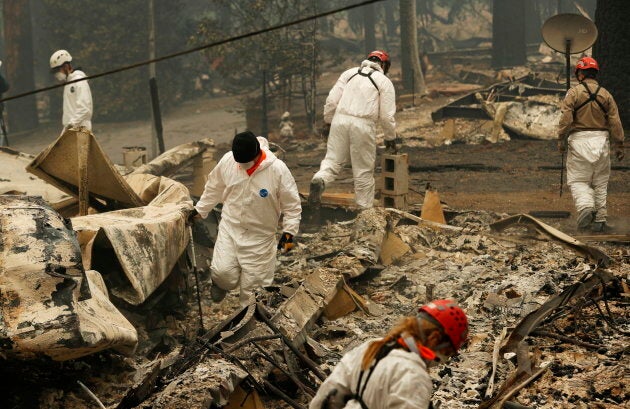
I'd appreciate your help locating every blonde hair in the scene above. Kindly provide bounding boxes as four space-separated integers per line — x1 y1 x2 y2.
361 317 423 370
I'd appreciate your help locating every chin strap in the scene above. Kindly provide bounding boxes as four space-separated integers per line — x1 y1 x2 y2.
398 334 437 361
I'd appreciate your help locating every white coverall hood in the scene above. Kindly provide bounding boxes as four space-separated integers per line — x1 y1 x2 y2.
195 136 302 305
360 59 383 72
309 340 433 409
63 70 93 131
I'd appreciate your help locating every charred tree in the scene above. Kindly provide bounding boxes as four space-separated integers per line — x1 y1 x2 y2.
364 3 376 53
399 0 425 96
525 1 542 44
384 0 397 47
491 0 526 68
3 0 39 132
594 0 630 126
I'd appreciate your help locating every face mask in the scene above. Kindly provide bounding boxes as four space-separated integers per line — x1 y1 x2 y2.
55 71 67 82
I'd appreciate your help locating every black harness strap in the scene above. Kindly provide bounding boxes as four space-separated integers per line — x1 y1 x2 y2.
351 342 398 409
348 68 380 93
573 82 608 121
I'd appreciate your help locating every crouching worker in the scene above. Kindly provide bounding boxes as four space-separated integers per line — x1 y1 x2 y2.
309 300 468 409
192 130 301 306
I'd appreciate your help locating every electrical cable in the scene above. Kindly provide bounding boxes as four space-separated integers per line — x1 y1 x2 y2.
0 0 385 104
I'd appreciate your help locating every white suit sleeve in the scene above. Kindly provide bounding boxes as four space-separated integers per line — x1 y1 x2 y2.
69 80 93 127
323 69 353 124
379 78 397 141
277 162 301 236
195 156 227 218
309 355 354 409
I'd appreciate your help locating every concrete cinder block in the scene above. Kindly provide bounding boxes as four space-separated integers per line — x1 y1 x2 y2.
382 194 408 210
381 153 409 195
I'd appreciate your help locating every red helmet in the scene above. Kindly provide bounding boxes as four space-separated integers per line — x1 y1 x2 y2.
367 50 391 74
419 299 469 351
575 57 599 75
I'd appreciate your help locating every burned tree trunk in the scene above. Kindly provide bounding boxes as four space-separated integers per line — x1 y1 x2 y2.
3 0 39 132
399 0 426 95
364 3 376 53
594 0 630 126
383 0 397 47
524 0 542 44
491 0 526 68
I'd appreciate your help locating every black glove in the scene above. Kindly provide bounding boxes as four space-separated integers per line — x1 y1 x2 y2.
614 144 625 161
385 139 397 153
277 232 294 253
188 208 199 223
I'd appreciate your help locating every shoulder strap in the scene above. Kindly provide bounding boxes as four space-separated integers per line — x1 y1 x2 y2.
347 68 380 92
573 82 608 121
352 343 396 409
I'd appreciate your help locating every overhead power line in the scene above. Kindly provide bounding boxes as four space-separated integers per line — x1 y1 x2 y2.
0 0 385 104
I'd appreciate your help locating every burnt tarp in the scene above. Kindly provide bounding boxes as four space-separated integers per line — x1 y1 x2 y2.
0 196 137 361
71 175 193 305
26 128 145 210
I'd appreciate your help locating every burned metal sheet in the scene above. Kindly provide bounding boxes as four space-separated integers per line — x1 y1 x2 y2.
125 173 194 207
26 128 145 210
500 270 615 355
72 202 191 305
490 214 610 267
0 196 137 361
478 95 560 140
431 74 565 134
0 147 70 205
130 138 215 177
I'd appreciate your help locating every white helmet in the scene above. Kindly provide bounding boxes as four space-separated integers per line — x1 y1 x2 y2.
49 50 72 70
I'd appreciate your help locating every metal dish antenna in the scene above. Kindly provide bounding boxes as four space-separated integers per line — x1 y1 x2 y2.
541 13 598 91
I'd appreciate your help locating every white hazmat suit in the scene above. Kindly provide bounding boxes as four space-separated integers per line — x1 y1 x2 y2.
195 137 301 305
63 70 93 130
313 60 396 208
309 340 433 409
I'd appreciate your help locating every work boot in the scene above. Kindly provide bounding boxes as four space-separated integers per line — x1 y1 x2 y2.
308 178 325 208
210 284 227 303
591 221 610 233
576 208 594 231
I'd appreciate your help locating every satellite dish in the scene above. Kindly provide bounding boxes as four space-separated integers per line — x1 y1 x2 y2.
541 14 598 90
542 14 598 54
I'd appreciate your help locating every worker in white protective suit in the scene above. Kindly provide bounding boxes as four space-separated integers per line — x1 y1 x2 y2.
49 50 93 131
558 57 625 232
279 111 295 138
310 300 469 409
309 50 397 209
192 130 301 306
